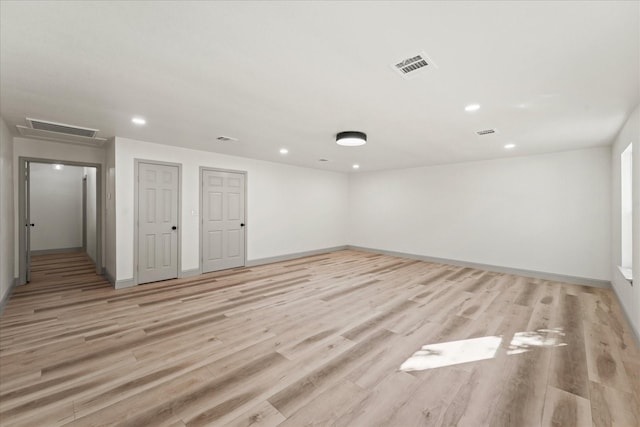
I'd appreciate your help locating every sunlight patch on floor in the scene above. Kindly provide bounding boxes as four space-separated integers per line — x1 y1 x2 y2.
400 328 566 371
399 335 503 372
507 328 566 355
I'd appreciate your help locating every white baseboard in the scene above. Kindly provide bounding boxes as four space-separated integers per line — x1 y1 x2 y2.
246 246 348 267
115 278 135 289
610 285 640 350
31 247 82 256
179 268 201 279
347 245 611 289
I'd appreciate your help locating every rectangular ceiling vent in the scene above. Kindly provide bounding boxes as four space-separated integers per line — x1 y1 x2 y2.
392 52 436 78
16 118 107 147
216 136 238 142
476 129 498 136
26 118 98 138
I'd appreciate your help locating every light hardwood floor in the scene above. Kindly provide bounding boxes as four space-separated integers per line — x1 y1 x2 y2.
0 250 638 426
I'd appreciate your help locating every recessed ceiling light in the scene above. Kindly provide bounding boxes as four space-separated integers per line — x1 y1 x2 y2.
465 104 481 112
131 117 146 125
52 164 64 171
336 131 367 146
352 164 360 169
279 148 288 154
504 143 516 149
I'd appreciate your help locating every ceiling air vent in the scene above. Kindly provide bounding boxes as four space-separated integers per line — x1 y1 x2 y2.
16 118 107 147
216 136 238 142
26 118 98 138
476 129 498 136
392 52 436 78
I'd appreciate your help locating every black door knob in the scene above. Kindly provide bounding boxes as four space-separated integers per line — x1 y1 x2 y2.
240 223 245 227
172 226 177 230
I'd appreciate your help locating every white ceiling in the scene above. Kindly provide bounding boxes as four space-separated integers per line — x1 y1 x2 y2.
1 1 638 172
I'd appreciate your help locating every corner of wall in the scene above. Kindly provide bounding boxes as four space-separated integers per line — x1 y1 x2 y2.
610 103 640 342
0 116 15 308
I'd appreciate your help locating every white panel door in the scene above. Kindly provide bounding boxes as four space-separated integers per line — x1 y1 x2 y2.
138 162 179 284
202 170 245 272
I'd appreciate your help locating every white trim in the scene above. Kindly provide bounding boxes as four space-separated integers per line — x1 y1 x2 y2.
347 245 611 289
246 246 348 267
115 278 135 289
617 266 633 283
18 157 103 284
611 286 640 349
179 268 201 279
31 247 83 256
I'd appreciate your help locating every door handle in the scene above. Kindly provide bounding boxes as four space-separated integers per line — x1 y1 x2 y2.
172 226 177 230
26 223 34 227
240 223 245 227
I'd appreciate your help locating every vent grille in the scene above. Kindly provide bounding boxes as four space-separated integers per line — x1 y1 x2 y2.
476 129 498 136
392 52 436 78
216 136 238 142
26 118 98 138
16 125 107 147
396 56 428 73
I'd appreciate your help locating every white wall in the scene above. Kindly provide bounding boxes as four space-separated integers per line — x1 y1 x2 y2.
29 163 83 251
349 147 611 281
13 137 105 278
611 104 640 339
84 167 98 263
114 137 349 282
0 118 15 304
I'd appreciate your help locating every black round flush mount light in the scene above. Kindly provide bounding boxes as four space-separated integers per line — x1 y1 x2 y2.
336 131 367 146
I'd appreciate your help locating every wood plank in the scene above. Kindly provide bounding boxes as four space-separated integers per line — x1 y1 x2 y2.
541 385 592 427
278 379 367 427
224 401 285 427
589 381 640 427
583 320 633 393
547 291 591 399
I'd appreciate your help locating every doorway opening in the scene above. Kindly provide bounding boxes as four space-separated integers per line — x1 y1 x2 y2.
18 158 102 284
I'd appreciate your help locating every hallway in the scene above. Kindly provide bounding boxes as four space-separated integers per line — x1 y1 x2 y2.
23 252 107 294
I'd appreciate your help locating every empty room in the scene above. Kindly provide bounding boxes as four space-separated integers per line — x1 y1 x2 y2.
0 1 638 426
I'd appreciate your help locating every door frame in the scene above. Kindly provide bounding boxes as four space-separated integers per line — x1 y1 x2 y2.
199 167 248 274
82 174 87 252
18 157 103 285
133 159 182 286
